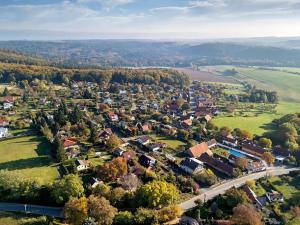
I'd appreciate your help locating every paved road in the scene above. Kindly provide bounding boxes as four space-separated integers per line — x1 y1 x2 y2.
0 203 63 218
180 167 300 211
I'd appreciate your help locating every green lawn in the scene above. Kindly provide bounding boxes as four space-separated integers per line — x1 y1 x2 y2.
268 176 299 201
204 66 300 135
0 212 48 225
0 136 59 184
150 134 186 150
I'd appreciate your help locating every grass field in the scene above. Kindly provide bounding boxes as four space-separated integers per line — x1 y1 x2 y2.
0 136 59 184
197 66 300 135
0 212 47 225
150 134 187 150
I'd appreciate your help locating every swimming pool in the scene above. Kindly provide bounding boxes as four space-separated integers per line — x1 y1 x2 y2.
229 149 246 158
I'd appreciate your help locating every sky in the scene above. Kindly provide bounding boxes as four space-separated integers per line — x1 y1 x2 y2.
0 0 300 40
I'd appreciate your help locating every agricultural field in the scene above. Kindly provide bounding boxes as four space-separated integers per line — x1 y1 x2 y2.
189 66 300 135
0 136 59 184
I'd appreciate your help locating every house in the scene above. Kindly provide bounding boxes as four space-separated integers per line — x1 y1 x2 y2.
222 136 238 147
204 114 212 122
122 150 136 162
0 119 9 127
66 148 80 159
90 177 103 188
63 138 79 150
272 145 291 157
266 190 284 203
136 136 151 146
108 112 119 122
199 153 234 177
180 158 204 175
139 154 156 168
246 160 266 173
242 185 263 209
113 147 126 156
98 128 113 141
187 142 213 158
75 159 89 171
0 127 9 138
137 123 150 133
182 119 193 128
242 142 266 157
3 102 13 110
3 96 14 104
147 143 161 152
207 139 217 149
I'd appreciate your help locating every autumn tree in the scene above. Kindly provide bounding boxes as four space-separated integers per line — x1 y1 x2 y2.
64 197 88 225
155 205 183 223
235 157 249 170
220 126 232 137
231 204 263 225
106 134 121 150
137 180 179 208
258 137 272 149
119 174 141 192
88 195 117 225
52 174 85 204
97 157 127 182
223 187 250 208
262 152 275 165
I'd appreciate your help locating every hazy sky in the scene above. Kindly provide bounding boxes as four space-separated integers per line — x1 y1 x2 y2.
1 0 300 40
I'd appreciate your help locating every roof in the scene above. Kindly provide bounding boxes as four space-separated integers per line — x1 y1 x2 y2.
242 142 266 156
137 135 150 143
182 119 192 126
63 139 78 148
188 142 209 157
207 139 217 148
273 145 291 157
180 158 203 171
3 96 14 103
75 159 88 166
223 136 237 144
199 153 234 176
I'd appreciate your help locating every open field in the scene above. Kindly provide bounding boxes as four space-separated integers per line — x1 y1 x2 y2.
193 66 300 135
0 212 49 225
176 67 237 84
150 134 186 150
0 136 59 184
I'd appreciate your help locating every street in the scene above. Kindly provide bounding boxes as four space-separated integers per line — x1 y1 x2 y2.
180 166 300 211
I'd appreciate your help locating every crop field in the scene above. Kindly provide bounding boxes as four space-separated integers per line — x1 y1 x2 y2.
0 136 59 184
176 67 237 84
193 66 300 135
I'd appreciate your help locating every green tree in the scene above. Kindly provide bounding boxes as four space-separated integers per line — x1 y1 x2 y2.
114 211 134 225
258 138 272 149
137 180 179 208
52 174 84 204
106 134 121 150
64 197 88 225
223 187 250 208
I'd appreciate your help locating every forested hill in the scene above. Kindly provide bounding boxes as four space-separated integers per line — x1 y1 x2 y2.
2 40 300 67
0 49 49 66
0 62 190 87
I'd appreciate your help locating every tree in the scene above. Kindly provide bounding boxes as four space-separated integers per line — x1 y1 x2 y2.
224 187 250 208
291 206 300 218
194 169 218 186
106 134 121 150
119 174 141 192
262 152 275 165
114 211 134 225
134 208 155 225
231 204 263 225
2 87 9 96
89 126 98 144
69 105 83 124
235 129 253 140
82 217 97 225
88 195 117 225
258 138 272 149
64 197 88 225
177 129 189 141
52 174 85 204
137 180 179 208
155 205 183 223
97 157 127 182
220 126 232 137
235 157 249 170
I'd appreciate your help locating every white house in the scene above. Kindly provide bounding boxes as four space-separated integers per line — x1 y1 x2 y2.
3 103 13 110
179 158 204 175
75 160 89 171
0 127 9 138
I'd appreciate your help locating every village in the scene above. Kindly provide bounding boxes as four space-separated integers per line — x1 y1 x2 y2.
0 76 297 225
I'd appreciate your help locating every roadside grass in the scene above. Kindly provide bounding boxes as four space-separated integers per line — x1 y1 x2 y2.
268 176 300 201
150 134 187 150
0 212 63 225
0 136 59 184
252 183 266 197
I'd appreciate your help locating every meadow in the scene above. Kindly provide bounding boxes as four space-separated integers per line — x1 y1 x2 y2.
0 136 59 184
192 66 300 135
